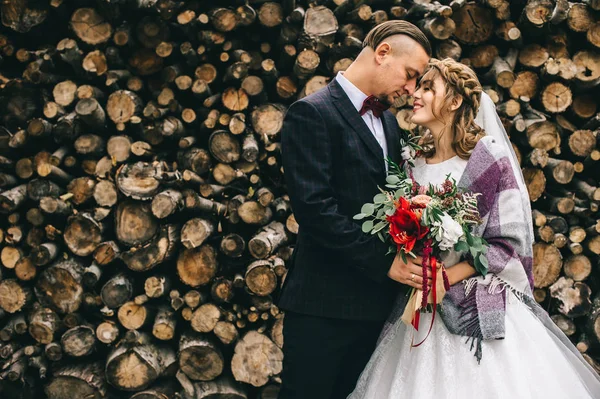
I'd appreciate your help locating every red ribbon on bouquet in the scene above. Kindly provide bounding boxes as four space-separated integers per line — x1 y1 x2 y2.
411 240 450 348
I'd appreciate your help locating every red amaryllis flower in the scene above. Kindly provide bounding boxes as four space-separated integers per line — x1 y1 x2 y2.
387 197 429 252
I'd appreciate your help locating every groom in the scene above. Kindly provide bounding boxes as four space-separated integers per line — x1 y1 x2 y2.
278 21 431 399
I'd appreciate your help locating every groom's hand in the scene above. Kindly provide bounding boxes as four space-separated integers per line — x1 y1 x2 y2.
387 254 432 289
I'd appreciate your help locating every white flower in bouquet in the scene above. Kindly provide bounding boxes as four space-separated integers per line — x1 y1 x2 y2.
432 213 464 251
401 146 416 162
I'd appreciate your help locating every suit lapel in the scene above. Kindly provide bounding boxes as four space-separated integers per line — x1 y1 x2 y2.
381 111 400 166
329 79 384 162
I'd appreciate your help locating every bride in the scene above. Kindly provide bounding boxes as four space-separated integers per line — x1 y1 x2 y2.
348 58 600 398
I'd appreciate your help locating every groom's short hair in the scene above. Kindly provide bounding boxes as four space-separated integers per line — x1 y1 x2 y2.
363 21 431 57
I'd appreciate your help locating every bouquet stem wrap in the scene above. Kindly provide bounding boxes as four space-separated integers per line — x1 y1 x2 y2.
401 240 451 346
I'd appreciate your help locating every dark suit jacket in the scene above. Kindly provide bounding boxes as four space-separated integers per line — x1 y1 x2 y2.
278 78 406 321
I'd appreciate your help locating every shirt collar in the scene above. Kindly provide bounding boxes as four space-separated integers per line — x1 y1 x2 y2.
336 71 368 113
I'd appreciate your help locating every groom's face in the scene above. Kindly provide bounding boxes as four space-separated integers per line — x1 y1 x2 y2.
373 39 429 106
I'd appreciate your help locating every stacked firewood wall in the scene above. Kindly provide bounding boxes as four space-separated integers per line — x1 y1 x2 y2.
0 0 599 398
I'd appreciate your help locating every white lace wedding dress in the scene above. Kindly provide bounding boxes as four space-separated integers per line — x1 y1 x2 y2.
348 156 600 399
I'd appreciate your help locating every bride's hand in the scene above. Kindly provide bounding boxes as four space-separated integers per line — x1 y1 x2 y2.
387 254 432 289
444 261 476 286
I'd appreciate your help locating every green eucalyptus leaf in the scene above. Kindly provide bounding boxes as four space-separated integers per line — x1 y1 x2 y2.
479 253 488 268
361 203 375 216
466 232 474 246
476 254 489 276
386 207 396 216
373 193 387 204
362 220 374 233
455 240 469 252
372 220 388 234
353 213 366 220
386 175 401 185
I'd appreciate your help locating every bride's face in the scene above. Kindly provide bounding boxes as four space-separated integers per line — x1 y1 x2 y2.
411 75 450 129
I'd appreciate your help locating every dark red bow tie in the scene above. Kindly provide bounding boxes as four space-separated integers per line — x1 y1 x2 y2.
359 95 389 118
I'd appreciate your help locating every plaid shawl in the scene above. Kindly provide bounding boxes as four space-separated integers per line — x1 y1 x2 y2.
440 136 534 362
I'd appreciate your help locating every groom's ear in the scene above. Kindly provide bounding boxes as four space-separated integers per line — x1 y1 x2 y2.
375 42 392 63
450 95 463 112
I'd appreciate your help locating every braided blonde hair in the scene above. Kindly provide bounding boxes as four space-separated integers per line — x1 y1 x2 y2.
418 58 485 160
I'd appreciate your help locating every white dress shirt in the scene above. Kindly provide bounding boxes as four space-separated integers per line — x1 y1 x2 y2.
336 71 389 170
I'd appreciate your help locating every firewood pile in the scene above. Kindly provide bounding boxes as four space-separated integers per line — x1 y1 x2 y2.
0 0 598 398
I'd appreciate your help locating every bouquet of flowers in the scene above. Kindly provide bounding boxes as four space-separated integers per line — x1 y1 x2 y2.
354 135 489 344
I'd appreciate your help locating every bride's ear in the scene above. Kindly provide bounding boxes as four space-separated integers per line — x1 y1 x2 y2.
449 95 463 112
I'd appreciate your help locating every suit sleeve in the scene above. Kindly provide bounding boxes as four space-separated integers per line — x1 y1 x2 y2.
281 100 395 283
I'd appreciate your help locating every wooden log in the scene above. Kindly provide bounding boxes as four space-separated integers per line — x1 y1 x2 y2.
35 259 83 314
573 51 600 89
28 306 60 344
45 362 108 399
588 296 600 348
544 158 574 185
183 190 226 216
231 331 282 387
178 373 247 399
220 233 246 258
14 256 36 282
248 221 288 260
541 81 572 114
143 275 170 299
115 200 158 247
96 321 120 345
178 148 212 176
118 301 154 331
213 321 239 346
532 242 563 288
238 201 273 225
94 241 120 266
105 332 176 391
152 305 176 341
61 325 95 357
181 218 214 249
564 254 592 282
245 260 277 297
178 332 224 381
527 121 560 153
121 224 179 272
0 184 27 214
101 273 133 309
209 130 241 164
177 244 218 288
451 3 493 45
116 162 162 200
211 278 234 304
190 303 221 333
151 189 183 219
64 212 103 256
0 314 27 341
70 8 112 45
550 277 592 318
